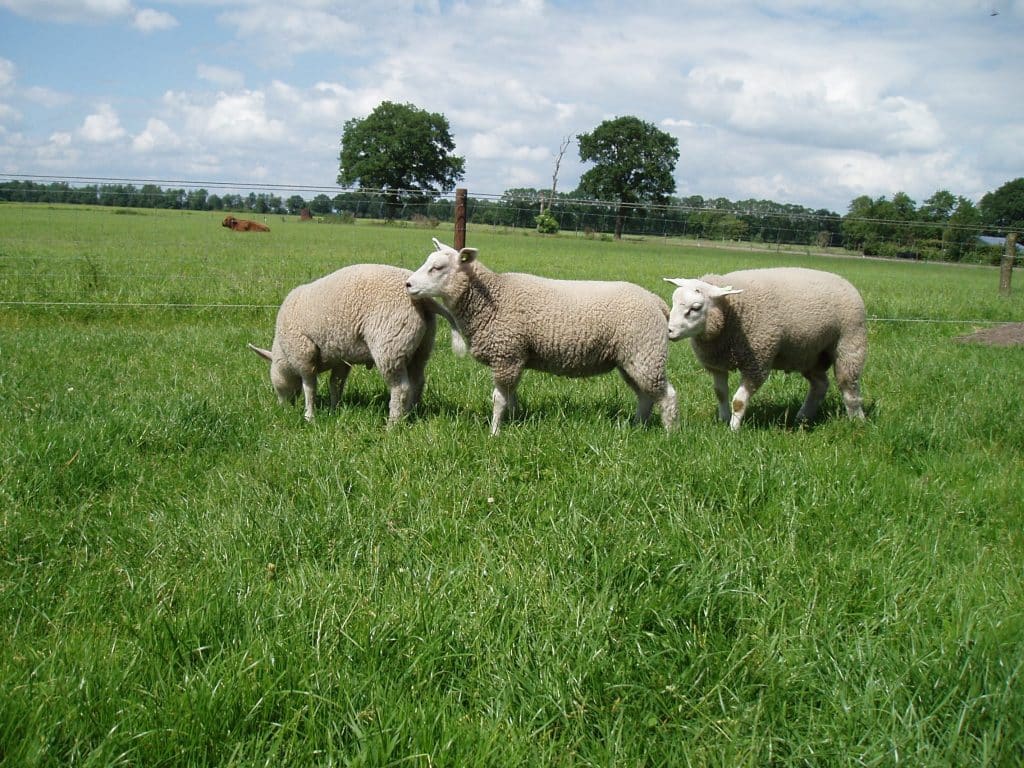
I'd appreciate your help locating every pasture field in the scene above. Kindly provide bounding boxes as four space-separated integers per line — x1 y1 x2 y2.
1 203 1023 766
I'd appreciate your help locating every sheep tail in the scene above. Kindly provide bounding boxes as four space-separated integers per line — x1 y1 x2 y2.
247 343 273 362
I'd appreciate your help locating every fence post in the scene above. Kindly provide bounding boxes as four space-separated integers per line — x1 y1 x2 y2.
999 232 1017 296
454 188 467 250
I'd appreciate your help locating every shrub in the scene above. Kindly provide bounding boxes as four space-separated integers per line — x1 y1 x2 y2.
535 211 560 235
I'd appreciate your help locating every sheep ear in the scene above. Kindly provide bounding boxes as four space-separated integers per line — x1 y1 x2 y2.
432 237 446 251
708 285 743 298
459 248 478 264
663 278 688 287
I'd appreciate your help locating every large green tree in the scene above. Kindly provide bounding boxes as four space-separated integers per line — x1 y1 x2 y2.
979 177 1024 230
576 116 679 240
338 101 465 220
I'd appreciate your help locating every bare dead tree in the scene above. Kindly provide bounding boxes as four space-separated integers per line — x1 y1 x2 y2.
540 136 572 215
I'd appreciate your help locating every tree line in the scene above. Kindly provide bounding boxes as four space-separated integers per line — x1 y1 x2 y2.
3 176 1020 264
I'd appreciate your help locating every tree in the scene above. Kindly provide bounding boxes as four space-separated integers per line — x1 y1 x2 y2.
286 195 307 215
337 101 465 220
576 116 679 239
979 177 1024 230
310 194 333 215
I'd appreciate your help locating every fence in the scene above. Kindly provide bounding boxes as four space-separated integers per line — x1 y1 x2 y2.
1 174 1019 266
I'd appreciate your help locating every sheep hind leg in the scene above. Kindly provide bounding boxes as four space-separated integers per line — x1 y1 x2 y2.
328 363 351 411
382 367 412 428
617 368 653 426
659 383 679 431
796 369 829 424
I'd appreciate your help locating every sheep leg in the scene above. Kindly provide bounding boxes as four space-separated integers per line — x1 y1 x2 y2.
711 370 731 423
301 373 318 422
618 368 654 425
659 383 679 431
729 378 760 431
834 351 866 420
490 367 522 436
796 370 829 424
328 363 351 410
383 367 412 428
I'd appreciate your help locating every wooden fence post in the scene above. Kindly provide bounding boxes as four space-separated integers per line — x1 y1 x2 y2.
999 232 1017 296
454 188 467 250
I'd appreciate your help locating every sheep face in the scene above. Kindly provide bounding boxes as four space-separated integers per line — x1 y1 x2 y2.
406 238 479 301
664 278 742 341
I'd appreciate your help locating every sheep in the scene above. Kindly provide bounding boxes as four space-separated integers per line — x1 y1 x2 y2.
248 263 463 427
664 267 867 430
405 238 678 435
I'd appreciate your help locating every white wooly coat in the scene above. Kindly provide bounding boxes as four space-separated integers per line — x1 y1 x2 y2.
664 267 867 430
249 263 458 426
406 238 678 435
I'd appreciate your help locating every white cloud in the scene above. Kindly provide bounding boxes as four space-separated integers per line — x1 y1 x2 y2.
132 118 179 153
198 64 245 89
0 58 15 90
79 104 125 143
217 6 359 61
163 89 286 145
0 0 133 24
133 7 177 32
22 86 70 108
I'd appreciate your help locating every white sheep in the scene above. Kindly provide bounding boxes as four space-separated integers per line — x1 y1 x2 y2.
248 263 463 426
664 267 866 430
406 238 678 435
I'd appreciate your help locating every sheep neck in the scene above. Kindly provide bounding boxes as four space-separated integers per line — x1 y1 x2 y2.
449 264 500 339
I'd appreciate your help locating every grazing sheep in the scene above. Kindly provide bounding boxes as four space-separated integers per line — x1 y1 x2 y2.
249 263 462 426
223 215 270 232
664 268 867 430
406 238 678 435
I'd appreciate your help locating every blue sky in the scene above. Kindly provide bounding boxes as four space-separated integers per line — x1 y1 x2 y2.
0 0 1021 212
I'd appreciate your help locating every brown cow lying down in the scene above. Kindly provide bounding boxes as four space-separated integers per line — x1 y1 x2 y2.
222 215 270 232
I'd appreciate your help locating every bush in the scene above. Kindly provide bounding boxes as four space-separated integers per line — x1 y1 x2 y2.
535 211 559 235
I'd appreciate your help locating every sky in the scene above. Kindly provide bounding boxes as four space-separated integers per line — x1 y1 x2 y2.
0 0 1021 213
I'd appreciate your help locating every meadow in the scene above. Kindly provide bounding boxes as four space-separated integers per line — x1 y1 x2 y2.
1 203 1022 766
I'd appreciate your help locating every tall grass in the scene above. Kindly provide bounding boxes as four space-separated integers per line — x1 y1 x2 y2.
1 204 1022 765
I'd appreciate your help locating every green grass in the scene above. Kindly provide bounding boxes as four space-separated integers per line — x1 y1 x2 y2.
1 203 1023 766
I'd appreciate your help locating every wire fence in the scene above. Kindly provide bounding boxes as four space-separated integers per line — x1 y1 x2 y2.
1 174 1020 327
2 173 1017 264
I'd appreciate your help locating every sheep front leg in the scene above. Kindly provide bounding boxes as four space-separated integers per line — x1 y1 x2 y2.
729 378 761 431
711 369 731 423
301 373 318 422
490 365 522 436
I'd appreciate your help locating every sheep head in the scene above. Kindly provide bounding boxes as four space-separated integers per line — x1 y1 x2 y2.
663 278 742 341
406 238 479 302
